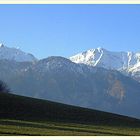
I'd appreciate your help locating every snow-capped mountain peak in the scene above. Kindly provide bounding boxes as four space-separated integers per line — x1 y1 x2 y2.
70 47 108 67
70 48 140 81
70 48 99 66
0 44 37 62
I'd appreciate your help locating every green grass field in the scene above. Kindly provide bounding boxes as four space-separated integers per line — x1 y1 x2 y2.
0 92 140 136
0 119 140 136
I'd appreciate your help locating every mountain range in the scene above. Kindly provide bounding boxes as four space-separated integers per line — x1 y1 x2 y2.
0 44 37 62
0 44 140 119
70 47 140 81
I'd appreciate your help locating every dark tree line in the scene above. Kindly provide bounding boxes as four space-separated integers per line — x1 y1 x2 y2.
0 80 10 93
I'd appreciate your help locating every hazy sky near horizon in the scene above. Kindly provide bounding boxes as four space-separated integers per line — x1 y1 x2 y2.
0 4 140 59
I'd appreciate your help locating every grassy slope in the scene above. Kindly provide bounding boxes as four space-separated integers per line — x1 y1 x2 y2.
0 92 140 135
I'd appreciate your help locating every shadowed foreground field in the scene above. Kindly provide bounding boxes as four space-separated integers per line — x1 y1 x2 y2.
0 92 140 136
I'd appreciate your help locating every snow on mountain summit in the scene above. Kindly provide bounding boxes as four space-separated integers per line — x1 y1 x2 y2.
70 47 104 66
70 47 126 69
70 48 140 80
70 48 138 69
0 44 37 62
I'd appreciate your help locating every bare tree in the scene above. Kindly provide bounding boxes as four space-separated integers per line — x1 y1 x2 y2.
0 80 10 93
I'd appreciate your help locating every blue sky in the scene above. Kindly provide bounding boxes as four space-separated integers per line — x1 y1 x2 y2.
0 4 140 59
